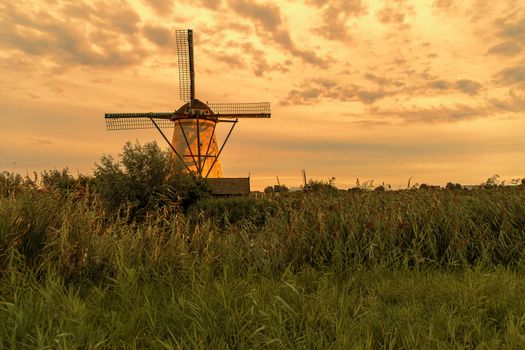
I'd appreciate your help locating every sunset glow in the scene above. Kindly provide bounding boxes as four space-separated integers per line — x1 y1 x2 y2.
1 0 524 189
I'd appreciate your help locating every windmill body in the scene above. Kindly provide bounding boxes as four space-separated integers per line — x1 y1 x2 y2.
172 119 221 177
171 99 222 178
104 29 270 181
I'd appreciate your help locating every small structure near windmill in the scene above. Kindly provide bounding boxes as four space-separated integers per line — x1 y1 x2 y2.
104 29 270 194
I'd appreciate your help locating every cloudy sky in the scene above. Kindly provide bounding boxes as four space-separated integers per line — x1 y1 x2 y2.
0 0 524 189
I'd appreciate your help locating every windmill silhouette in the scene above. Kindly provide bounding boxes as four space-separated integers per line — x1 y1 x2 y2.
104 29 271 179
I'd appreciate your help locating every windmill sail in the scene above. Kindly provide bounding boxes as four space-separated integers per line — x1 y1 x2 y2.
176 29 195 102
208 102 271 118
105 113 174 130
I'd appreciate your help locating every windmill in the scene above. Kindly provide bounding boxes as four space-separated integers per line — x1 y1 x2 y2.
104 29 271 180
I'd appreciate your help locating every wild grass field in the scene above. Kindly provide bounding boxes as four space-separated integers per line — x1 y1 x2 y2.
1 142 525 349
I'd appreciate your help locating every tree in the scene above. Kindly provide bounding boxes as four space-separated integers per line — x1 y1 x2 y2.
41 168 76 192
445 182 462 190
274 184 289 193
484 174 500 188
94 141 210 215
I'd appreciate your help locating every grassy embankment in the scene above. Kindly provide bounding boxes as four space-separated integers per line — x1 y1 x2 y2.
1 182 525 349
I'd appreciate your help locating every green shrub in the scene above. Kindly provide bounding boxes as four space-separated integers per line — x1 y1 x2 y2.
93 141 210 216
264 185 289 194
446 182 462 190
0 171 24 197
165 173 211 211
40 168 77 193
305 179 338 194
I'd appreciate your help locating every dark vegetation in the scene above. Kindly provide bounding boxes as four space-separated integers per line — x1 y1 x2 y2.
1 141 525 348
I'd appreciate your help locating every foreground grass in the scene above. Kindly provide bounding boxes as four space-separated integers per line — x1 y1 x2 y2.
1 187 525 348
2 264 525 349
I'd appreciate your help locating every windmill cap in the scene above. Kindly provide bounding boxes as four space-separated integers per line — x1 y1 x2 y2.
176 99 214 115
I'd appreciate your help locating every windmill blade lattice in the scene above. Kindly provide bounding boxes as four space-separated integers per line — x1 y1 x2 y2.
176 29 195 102
105 113 174 130
208 102 271 118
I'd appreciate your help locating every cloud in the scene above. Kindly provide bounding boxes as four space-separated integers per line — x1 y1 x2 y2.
94 2 142 35
377 8 404 24
307 0 367 42
433 0 455 10
197 0 223 10
428 80 450 90
364 72 405 88
281 78 390 105
363 73 390 86
496 65 525 88
426 79 483 95
228 0 327 66
140 0 174 15
237 42 289 76
283 72 484 107
487 41 522 56
284 69 484 108
62 2 95 20
207 40 289 76
370 104 489 124
229 0 282 30
63 2 142 35
0 2 146 69
368 89 525 124
208 50 247 69
487 18 525 57
489 90 525 112
357 89 388 103
26 137 52 145
143 24 173 47
377 0 415 29
455 79 483 95
346 119 392 127
499 18 525 43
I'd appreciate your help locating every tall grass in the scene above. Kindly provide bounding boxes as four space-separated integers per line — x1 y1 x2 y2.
1 186 525 348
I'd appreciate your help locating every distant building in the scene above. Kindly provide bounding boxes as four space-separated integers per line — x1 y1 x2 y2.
205 177 250 196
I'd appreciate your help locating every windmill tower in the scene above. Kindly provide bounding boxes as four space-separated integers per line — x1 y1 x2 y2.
104 29 271 179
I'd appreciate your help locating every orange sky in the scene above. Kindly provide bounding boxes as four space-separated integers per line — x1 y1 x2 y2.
1 0 524 190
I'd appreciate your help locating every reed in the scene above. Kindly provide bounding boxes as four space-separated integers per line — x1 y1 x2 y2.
1 174 525 348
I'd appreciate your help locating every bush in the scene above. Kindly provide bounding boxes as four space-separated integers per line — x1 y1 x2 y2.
482 174 501 188
94 141 210 216
306 180 338 194
165 173 211 211
445 182 462 190
41 168 77 193
0 171 24 197
264 185 289 194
